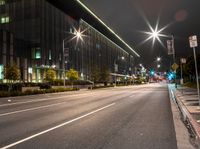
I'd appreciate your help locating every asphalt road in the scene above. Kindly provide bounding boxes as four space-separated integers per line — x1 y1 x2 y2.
0 83 177 149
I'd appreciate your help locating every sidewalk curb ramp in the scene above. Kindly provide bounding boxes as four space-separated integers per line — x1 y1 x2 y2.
173 90 200 148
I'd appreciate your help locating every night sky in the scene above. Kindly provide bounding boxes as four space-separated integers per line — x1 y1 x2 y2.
81 0 200 71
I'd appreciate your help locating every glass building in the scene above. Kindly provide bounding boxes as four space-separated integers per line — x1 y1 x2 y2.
0 0 140 82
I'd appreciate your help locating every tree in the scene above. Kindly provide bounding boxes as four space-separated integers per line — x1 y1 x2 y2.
90 65 100 84
66 68 79 88
45 69 56 82
100 66 110 86
183 55 200 82
4 64 20 82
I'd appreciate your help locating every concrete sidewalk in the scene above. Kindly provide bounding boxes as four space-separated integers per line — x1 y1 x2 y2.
169 84 200 148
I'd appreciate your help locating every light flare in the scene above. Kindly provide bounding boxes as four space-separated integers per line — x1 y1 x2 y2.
139 16 173 48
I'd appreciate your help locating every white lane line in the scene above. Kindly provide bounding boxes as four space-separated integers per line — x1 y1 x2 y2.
0 102 67 117
0 103 115 149
0 93 92 107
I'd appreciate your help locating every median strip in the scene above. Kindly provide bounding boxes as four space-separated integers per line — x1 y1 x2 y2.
0 103 115 149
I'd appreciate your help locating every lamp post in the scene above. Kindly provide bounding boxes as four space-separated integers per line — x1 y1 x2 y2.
62 39 67 87
146 29 177 85
114 56 125 86
63 28 83 87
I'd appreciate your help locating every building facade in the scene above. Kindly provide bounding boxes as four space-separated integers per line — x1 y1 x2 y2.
0 0 139 83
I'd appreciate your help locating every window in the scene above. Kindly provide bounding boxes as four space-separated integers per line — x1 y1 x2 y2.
35 51 41 59
96 44 100 49
0 0 5 5
0 65 4 80
35 49 41 59
49 50 52 60
1 16 10 24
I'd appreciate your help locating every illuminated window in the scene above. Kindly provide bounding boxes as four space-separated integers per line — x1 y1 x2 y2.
0 65 4 80
35 50 41 59
5 17 9 22
1 16 10 24
0 0 5 5
49 50 51 60
96 44 100 49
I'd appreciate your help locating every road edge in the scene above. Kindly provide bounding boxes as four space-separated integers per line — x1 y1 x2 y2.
168 84 196 149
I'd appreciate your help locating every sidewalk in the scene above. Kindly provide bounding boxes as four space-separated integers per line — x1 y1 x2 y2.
169 84 200 148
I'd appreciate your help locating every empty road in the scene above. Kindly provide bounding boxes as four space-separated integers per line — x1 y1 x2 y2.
0 83 177 149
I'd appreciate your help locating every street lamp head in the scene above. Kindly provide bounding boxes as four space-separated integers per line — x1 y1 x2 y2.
76 31 82 39
121 56 125 60
157 57 161 62
152 30 159 39
157 64 161 68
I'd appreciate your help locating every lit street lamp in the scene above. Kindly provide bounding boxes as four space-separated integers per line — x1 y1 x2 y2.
157 57 161 62
63 28 83 87
144 25 177 86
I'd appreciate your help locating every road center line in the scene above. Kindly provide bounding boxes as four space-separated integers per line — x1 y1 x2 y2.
0 102 67 117
0 103 116 149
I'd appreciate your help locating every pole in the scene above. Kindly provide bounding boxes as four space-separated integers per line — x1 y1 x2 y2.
180 61 184 94
114 59 117 87
63 39 65 87
193 47 200 105
172 35 175 63
180 62 183 83
172 35 177 88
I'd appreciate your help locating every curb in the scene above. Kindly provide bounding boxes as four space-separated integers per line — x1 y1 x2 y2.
172 89 200 147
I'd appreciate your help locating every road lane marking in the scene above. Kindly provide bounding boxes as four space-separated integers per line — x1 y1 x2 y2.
0 86 141 107
0 93 93 107
0 90 123 107
0 102 67 117
0 103 116 149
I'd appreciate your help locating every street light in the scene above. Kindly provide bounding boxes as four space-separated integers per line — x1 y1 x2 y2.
114 56 125 86
63 28 83 87
157 57 161 62
144 25 177 86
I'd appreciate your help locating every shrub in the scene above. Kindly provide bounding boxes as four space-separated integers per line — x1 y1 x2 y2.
0 91 10 97
39 83 52 89
12 83 23 92
0 87 80 98
0 84 9 91
88 85 114 90
10 91 22 96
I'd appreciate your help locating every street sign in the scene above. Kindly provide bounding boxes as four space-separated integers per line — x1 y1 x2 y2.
180 58 186 64
167 40 174 55
189 35 198 48
172 63 179 71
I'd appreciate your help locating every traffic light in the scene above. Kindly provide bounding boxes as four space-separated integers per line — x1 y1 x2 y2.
167 72 176 80
150 70 155 76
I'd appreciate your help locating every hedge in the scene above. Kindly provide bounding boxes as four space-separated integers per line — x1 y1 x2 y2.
0 87 79 98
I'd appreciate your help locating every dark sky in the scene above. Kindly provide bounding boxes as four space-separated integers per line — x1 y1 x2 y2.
81 0 200 71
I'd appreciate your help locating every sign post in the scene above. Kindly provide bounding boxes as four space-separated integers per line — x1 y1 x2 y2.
167 35 177 87
189 35 200 105
180 58 186 85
